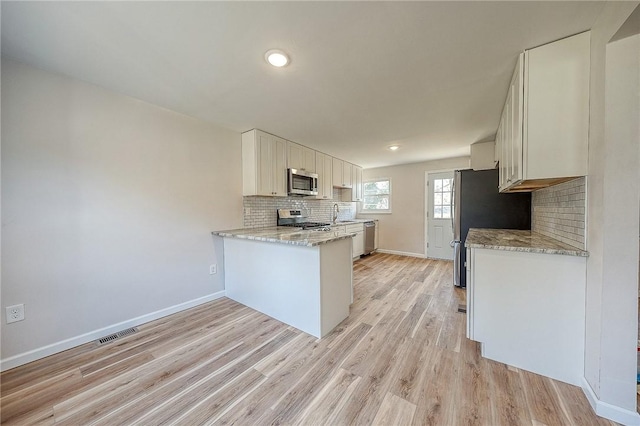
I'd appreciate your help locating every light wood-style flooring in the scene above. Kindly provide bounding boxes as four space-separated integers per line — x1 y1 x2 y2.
1 253 616 425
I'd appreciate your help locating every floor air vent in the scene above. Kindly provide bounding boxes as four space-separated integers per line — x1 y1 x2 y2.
97 327 138 345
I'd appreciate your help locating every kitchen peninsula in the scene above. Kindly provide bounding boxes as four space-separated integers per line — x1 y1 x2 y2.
211 226 355 338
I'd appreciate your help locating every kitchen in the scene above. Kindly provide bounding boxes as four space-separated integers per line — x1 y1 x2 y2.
1 2 639 425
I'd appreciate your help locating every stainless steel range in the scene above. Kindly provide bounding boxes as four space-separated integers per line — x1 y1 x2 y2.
277 209 331 230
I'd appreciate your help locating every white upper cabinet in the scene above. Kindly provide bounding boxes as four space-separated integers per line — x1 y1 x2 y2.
243 129 362 198
497 32 590 192
352 165 363 202
287 141 316 173
315 152 333 200
333 157 353 188
242 129 287 197
343 162 353 188
332 157 344 187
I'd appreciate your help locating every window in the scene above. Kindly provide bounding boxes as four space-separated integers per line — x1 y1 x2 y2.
433 178 453 219
363 178 391 213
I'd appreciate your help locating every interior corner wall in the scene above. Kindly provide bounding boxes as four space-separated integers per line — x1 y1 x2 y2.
0 60 243 368
360 156 470 257
584 1 640 421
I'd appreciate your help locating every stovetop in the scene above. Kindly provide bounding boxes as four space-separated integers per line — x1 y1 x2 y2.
276 209 331 230
279 222 331 230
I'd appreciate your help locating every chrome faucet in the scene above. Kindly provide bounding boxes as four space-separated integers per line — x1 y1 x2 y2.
332 203 340 224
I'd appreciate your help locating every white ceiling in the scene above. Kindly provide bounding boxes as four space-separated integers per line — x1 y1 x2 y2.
1 1 605 168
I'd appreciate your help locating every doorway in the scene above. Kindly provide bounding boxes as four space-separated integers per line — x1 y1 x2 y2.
427 171 454 260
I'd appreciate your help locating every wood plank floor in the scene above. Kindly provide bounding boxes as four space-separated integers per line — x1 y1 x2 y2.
1 253 617 425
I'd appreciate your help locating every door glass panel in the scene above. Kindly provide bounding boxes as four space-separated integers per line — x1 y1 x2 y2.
433 178 454 219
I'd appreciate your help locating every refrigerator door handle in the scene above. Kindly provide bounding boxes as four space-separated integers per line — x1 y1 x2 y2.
453 240 461 286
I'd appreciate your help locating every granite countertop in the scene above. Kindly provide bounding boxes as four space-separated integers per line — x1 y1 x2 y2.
465 229 588 257
212 226 356 247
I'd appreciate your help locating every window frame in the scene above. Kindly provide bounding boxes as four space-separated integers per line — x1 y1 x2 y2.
361 177 392 214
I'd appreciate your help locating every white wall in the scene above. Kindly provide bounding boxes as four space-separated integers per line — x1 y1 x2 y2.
1 60 243 368
360 156 470 257
583 3 640 424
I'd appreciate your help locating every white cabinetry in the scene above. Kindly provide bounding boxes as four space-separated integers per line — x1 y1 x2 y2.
243 129 362 198
287 141 316 173
467 247 586 385
498 53 524 191
374 220 379 250
352 165 363 202
332 158 353 188
346 223 364 258
315 152 333 200
242 129 287 197
497 32 590 192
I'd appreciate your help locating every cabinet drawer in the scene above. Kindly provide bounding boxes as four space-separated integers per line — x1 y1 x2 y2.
345 223 364 233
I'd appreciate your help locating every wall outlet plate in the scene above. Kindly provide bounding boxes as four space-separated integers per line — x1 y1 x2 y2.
209 264 217 275
6 304 25 323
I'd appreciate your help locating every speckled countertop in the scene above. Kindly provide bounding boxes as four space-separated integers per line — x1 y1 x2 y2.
465 229 588 257
212 226 355 247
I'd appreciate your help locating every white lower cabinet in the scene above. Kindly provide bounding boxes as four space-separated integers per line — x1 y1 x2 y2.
467 247 586 385
374 220 379 250
346 223 364 258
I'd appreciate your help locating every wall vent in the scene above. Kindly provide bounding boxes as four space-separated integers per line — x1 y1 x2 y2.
96 327 138 345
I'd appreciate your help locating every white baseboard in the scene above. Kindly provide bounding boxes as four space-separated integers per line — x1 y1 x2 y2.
0 291 226 372
376 249 426 258
581 377 640 425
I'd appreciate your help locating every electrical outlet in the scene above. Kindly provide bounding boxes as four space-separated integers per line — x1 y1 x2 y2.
244 207 251 215
6 304 25 324
209 264 217 275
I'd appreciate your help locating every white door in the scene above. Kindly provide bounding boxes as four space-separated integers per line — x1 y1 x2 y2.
427 172 454 260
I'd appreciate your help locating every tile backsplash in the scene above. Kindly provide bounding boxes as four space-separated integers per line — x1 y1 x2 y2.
243 189 356 228
531 177 586 249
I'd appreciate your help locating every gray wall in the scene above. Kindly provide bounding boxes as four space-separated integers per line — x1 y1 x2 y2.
1 60 243 367
360 156 470 256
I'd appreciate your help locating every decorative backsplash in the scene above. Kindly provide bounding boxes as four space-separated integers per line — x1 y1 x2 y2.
243 189 356 228
532 177 586 249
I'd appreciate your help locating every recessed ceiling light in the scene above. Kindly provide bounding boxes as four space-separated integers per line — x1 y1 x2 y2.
388 145 400 151
265 49 290 67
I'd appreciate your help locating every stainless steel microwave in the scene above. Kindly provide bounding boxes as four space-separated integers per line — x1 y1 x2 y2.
288 168 318 196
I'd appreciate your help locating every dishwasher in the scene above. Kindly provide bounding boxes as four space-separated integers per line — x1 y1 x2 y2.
363 221 376 256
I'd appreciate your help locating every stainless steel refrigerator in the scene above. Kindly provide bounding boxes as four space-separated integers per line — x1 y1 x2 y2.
452 169 531 287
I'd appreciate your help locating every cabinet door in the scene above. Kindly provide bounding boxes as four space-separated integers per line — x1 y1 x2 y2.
332 157 343 187
351 165 363 201
353 232 364 257
315 152 333 200
303 147 316 173
500 105 511 191
509 53 524 184
524 32 589 179
272 136 287 196
287 141 303 171
374 222 379 250
288 141 316 173
343 162 353 188
323 154 333 199
257 132 275 196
